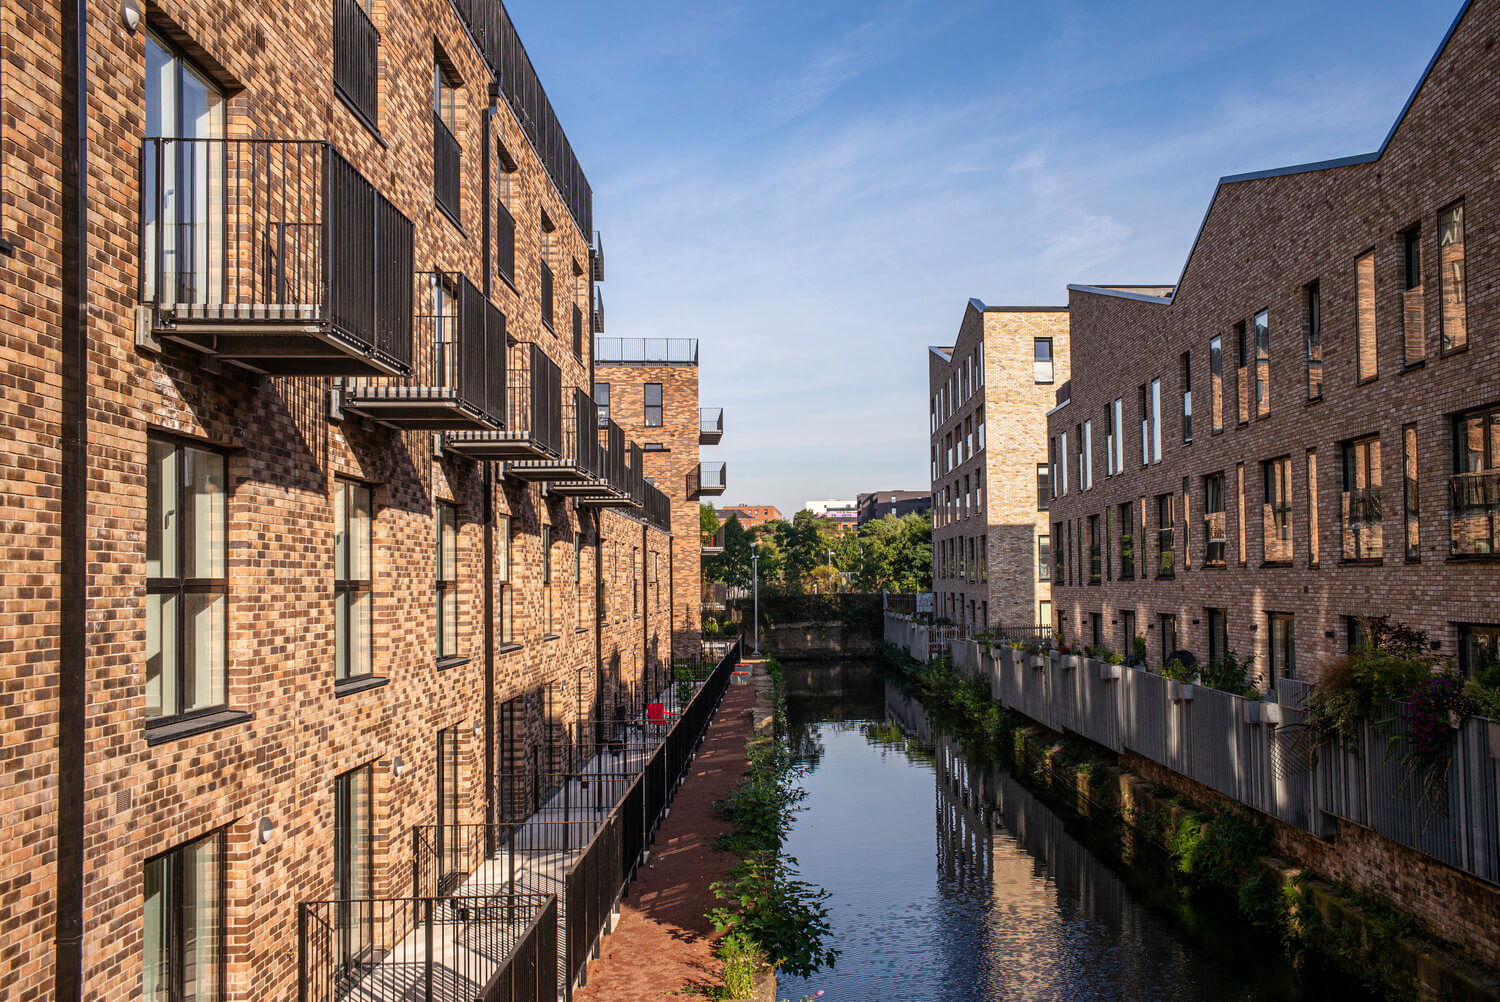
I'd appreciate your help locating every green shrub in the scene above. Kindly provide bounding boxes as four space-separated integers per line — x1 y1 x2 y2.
1200 649 1257 696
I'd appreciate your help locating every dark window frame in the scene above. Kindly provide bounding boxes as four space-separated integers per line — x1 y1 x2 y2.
335 479 375 683
644 383 663 427
143 829 226 1002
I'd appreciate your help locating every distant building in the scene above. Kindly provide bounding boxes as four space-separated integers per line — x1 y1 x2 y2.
804 498 856 517
716 504 783 530
805 499 859 536
857 491 933 525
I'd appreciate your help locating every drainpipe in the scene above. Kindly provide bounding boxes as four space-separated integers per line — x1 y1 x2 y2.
593 511 605 741
641 521 649 696
481 88 495 847
56 0 88 997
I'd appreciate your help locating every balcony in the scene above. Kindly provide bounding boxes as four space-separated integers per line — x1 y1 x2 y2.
505 388 603 484
341 273 503 430
591 232 605 281
699 408 723 445
690 462 727 498
1450 471 1500 557
433 111 460 223
644 481 672 533
333 0 378 125
702 524 724 556
141 139 414 376
567 427 645 510
591 287 604 334
594 337 698 366
1341 487 1384 560
445 342 562 460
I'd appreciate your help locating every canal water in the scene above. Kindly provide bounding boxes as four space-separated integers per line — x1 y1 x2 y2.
777 661 1373 1002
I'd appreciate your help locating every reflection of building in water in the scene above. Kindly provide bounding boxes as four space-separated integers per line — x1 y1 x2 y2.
936 738 993 892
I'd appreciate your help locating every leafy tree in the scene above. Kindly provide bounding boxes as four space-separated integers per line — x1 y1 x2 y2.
775 510 834 590
706 515 754 589
852 512 931 591
700 503 720 539
750 522 786 585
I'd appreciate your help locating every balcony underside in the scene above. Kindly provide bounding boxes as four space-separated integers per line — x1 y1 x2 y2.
699 429 722 445
503 461 595 484
702 545 724 556
156 307 405 377
577 490 641 509
444 431 560 461
693 483 726 498
342 388 497 431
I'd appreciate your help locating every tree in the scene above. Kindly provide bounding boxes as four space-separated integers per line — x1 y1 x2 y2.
852 512 931 592
749 522 785 586
700 503 720 539
774 510 834 592
706 515 753 589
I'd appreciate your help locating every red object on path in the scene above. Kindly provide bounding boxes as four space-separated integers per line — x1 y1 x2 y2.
646 703 673 726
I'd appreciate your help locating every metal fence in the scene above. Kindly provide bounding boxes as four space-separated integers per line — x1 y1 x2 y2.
888 614 1500 886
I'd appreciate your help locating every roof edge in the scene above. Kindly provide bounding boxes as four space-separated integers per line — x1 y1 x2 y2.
969 296 1067 312
1067 284 1174 305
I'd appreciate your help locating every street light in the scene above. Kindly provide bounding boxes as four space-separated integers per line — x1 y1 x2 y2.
751 540 761 656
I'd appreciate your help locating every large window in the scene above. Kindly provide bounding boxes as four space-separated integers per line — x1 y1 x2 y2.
1180 352 1193 443
1452 404 1500 555
1209 336 1224 433
147 434 228 721
1304 283 1323 401
495 143 517 282
1120 610 1138 664
1439 200 1467 353
1034 339 1054 383
1356 250 1378 382
432 59 461 220
1156 494 1175 577
334 765 373 964
143 32 225 308
1118 501 1135 580
1403 225 1425 367
436 502 459 660
1253 309 1270 418
1053 521 1065 581
143 831 223 1002
1262 456 1293 564
1207 609 1228 667
335 481 373 682
1341 434 1382 561
1268 612 1296 680
1159 613 1177 665
1037 463 1050 511
644 384 663 427
437 726 461 876
1058 430 1069 495
334 0 379 126
1203 473 1226 566
594 382 610 426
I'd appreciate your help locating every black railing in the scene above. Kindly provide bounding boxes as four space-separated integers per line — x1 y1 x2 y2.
572 303 583 358
699 408 723 436
433 111 461 221
141 138 414 370
512 343 562 455
1450 471 1500 556
594 338 701 365
334 0 378 125
1341 487 1383 560
690 462 727 496
496 201 516 282
643 482 671 532
574 391 604 477
592 287 603 334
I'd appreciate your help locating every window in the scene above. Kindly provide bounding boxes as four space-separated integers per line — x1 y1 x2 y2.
1150 378 1162 462
437 726 461 874
1234 321 1250 424
1208 337 1224 434
543 525 554 635
1105 402 1116 476
335 480 373 682
979 536 987 583
143 831 223 1002
334 764 373 934
1236 464 1247 565
1253 309 1270 418
1181 476 1192 571
1034 339 1054 383
1267 613 1296 680
1159 614 1177 665
977 408 985 450
1039 600 1052 631
1037 463 1050 511
1307 450 1320 567
1111 398 1125 473
1121 610 1138 663
436 502 459 660
143 33 226 307
1088 515 1101 583
1458 623 1500 679
1118 502 1135 580
1058 431 1069 495
497 515 513 645
1053 522 1065 581
1180 352 1193 443
1403 226 1425 366
1082 420 1093 489
1356 250 1378 381
1207 609 1228 667
594 382 610 426
1451 404 1500 556
1156 494 1175 577
1304 284 1322 401
1346 615 1371 652
146 434 228 721
1203 474 1226 566
1439 200 1467 353
1341 435 1382 561
540 214 555 331
496 143 517 281
432 59 461 220
644 383 663 427
1262 457 1293 564
1403 425 1420 561
577 534 586 628
1138 384 1149 466
1091 612 1103 648
334 0 379 126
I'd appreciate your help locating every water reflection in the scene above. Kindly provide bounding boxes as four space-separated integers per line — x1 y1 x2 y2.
778 662 1369 1002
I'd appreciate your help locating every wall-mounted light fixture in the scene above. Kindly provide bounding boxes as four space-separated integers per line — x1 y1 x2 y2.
256 818 275 844
392 755 406 777
120 0 143 31
472 719 483 737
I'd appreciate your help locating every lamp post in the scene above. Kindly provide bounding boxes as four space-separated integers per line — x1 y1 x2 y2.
751 541 761 656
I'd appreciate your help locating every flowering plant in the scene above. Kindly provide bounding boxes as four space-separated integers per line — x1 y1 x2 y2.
1388 673 1478 816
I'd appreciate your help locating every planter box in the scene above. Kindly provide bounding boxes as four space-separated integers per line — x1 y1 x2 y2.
1243 700 1262 724
1177 682 1194 701
1060 654 1080 670
1024 653 1045 670
1488 720 1500 757
1261 702 1283 725
1099 663 1123 681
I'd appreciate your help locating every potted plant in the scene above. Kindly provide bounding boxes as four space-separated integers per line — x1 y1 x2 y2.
1162 658 1198 700
1099 648 1124 681
1057 643 1080 670
1022 642 1046 670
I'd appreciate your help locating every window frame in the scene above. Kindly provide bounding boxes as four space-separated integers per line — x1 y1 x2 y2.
335 479 375 683
143 829 226 1002
1438 199 1467 355
1033 339 1054 384
435 502 460 662
1304 283 1323 401
644 383 663 428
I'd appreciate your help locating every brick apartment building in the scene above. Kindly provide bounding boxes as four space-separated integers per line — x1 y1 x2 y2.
856 490 932 526
1047 0 1500 682
0 1 696 999
930 299 1070 630
593 336 726 661
716 504 781 530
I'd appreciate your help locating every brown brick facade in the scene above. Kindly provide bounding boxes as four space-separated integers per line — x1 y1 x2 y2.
931 301 1069 631
0 1 683 999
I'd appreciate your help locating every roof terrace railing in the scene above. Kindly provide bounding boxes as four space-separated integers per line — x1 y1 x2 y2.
593 337 698 365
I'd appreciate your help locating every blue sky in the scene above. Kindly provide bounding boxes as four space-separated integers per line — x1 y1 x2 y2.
508 0 1463 518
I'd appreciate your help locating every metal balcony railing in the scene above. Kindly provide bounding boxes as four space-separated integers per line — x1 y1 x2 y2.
507 388 604 484
591 232 604 281
591 287 603 334
1450 471 1500 556
433 112 460 222
333 0 378 125
699 408 724 445
644 482 671 533
141 138 414 375
1341 487 1383 560
342 273 503 430
444 342 562 460
690 462 727 498
1203 510 1227 566
593 337 698 366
